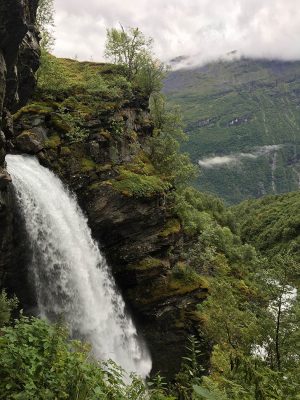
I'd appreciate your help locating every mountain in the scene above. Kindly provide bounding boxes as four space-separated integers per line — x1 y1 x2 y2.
164 58 300 204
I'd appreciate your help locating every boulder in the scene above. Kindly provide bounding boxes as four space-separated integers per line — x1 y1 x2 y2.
15 130 44 154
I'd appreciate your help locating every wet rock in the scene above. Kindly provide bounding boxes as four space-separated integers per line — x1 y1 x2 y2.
0 0 40 288
0 130 5 146
15 130 44 154
2 109 14 139
0 51 6 118
0 168 11 189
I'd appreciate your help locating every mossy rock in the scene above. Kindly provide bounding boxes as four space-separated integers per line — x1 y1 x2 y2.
111 171 169 197
13 102 54 120
129 270 209 306
60 146 71 156
99 129 112 140
159 219 181 238
51 115 72 133
45 135 61 149
81 158 96 172
95 163 112 173
15 131 44 154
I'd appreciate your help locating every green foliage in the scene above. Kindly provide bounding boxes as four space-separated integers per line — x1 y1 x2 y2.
105 26 153 81
172 187 236 235
159 219 181 237
111 166 171 198
148 94 198 186
174 336 203 399
135 56 167 96
37 55 132 100
55 106 89 142
171 263 204 286
258 253 300 373
36 0 55 50
0 291 18 328
0 316 174 400
192 249 300 399
105 26 167 96
233 191 300 257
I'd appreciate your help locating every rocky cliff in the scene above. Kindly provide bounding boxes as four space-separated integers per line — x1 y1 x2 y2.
0 6 207 378
0 0 40 288
9 61 209 376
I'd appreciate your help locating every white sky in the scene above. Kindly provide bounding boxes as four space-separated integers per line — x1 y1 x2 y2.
53 0 300 67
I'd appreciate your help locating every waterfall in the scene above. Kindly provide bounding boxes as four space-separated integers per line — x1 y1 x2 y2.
271 152 277 193
6 154 152 378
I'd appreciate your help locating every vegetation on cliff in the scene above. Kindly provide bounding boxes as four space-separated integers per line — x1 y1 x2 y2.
1 12 299 400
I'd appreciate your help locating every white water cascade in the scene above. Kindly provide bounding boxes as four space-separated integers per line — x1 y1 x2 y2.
6 154 152 378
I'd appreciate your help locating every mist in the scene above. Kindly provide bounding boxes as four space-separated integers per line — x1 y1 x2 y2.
198 145 282 168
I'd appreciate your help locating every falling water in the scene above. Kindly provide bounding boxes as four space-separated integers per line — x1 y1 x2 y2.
6 154 152 377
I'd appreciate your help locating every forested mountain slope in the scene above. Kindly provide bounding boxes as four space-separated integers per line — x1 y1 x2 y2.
233 190 300 257
164 58 300 204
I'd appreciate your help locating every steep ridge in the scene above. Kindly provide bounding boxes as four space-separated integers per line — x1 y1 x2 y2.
164 59 300 204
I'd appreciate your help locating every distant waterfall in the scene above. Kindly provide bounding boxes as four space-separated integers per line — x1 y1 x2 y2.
6 154 152 378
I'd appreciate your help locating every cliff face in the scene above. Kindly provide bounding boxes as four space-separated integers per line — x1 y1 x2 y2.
0 0 39 288
11 88 208 377
0 12 206 376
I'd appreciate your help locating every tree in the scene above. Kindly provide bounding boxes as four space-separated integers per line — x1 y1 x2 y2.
148 93 198 186
104 25 167 95
105 26 152 81
36 0 55 51
260 253 300 373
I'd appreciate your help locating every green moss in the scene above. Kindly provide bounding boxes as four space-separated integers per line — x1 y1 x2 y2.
99 130 112 140
128 267 209 306
88 181 106 191
51 115 72 133
13 102 54 120
81 158 96 172
60 146 71 156
111 166 170 198
170 262 210 289
159 219 181 237
95 163 112 173
45 135 61 149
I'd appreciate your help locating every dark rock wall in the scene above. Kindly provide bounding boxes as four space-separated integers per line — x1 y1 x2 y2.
0 0 39 287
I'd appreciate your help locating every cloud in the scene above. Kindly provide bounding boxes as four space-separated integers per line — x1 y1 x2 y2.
198 145 282 168
53 0 300 66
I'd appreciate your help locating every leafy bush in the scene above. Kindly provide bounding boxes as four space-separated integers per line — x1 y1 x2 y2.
148 94 198 187
0 316 174 400
0 291 18 328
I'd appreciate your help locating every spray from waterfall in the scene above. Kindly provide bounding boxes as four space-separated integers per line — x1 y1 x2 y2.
6 154 152 378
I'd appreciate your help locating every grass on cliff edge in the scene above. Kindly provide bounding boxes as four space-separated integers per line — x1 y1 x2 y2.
37 53 133 102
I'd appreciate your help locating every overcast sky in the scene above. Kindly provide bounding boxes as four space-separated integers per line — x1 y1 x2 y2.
53 0 300 68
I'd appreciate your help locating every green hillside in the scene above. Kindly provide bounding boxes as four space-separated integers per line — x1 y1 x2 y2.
164 58 300 204
233 191 300 257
